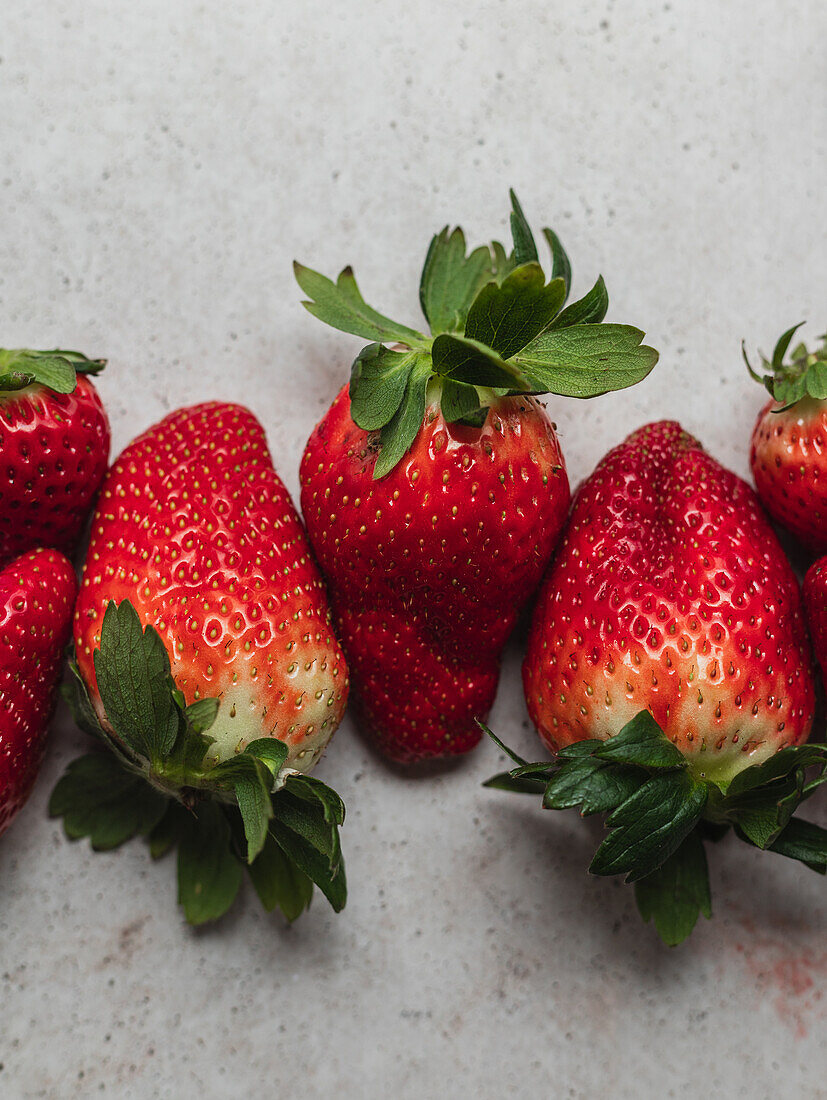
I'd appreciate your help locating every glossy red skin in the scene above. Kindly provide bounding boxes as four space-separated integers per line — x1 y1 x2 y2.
524 420 815 784
0 375 110 567
803 556 827 695
750 396 827 554
74 403 348 772
0 548 77 836
300 384 571 763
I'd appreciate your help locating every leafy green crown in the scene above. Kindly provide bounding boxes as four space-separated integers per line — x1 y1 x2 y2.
295 191 659 478
0 347 105 396
484 712 827 946
50 600 346 926
744 323 827 409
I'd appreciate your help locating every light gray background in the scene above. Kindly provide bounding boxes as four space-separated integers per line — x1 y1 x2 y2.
2 1 826 1097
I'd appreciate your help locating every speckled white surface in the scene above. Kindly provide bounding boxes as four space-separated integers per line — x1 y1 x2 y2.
1 1 826 1097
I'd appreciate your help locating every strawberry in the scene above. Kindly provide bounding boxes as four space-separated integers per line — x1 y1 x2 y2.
746 325 827 554
296 193 658 763
1 548 77 837
0 348 110 565
50 402 350 925
486 420 827 945
804 556 827 694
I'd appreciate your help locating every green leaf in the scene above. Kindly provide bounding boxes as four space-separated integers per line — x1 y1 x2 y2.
483 772 549 794
243 737 289 779
512 323 658 398
93 600 180 763
147 800 190 859
348 343 420 431
373 358 431 479
210 755 274 862
764 817 827 871
478 721 530 767
550 276 609 329
593 711 686 769
544 758 647 815
432 333 527 389
49 753 168 851
542 227 571 302
633 830 712 946
419 226 494 335
464 264 566 358
726 744 827 796
590 771 708 881
0 347 97 394
771 322 806 369
508 190 538 265
184 697 220 735
490 240 517 283
294 262 426 346
440 378 484 424
176 802 243 925
269 785 347 912
285 773 346 826
247 831 314 920
61 660 106 741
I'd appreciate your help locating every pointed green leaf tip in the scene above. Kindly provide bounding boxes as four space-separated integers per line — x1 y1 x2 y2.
295 193 659 477
743 324 827 408
482 712 827 945
0 346 106 395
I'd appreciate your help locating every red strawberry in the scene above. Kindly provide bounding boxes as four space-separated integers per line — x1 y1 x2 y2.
296 193 657 763
52 402 350 924
0 548 77 836
804 556 827 694
0 348 110 566
485 421 825 946
746 326 827 553
523 420 815 782
302 385 569 761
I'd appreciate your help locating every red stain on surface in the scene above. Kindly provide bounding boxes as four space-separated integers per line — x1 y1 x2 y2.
730 911 827 1039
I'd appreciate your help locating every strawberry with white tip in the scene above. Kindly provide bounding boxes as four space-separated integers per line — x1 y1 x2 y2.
51 402 350 925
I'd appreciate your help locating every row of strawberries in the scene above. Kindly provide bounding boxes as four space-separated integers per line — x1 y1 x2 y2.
1 196 825 941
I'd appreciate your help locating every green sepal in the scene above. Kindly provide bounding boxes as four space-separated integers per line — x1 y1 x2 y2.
147 800 191 859
440 378 486 424
765 817 827 872
247 831 314 920
543 757 646 816
590 771 708 881
419 226 495 335
542 227 571 302
373 358 431 479
269 777 347 912
743 324 827 408
93 600 180 763
550 275 609 329
0 347 105 395
512 324 659 398
293 262 426 347
592 710 686 768
633 830 712 946
508 190 539 265
48 753 168 850
349 343 421 431
464 263 566 359
431 333 527 389
177 802 244 926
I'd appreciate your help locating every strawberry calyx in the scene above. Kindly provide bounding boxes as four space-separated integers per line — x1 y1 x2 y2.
0 347 106 396
50 600 347 925
295 191 659 479
743 324 827 410
483 711 827 946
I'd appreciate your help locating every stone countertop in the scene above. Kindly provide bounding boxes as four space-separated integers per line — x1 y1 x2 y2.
1 1 826 1096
